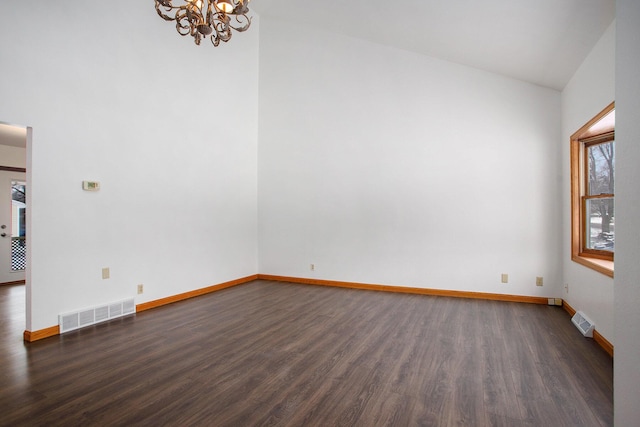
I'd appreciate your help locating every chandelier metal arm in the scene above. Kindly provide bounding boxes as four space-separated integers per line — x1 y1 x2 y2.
155 1 183 21
154 0 252 47
226 14 251 32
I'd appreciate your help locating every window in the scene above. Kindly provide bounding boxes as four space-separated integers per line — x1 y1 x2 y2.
571 102 615 277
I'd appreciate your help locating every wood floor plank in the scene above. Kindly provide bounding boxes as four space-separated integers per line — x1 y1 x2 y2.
0 281 613 426
479 301 526 422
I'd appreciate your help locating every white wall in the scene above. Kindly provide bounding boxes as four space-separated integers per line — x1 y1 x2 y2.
0 3 624 368
0 2 260 331
258 19 562 297
614 0 640 423
0 145 26 168
560 22 615 342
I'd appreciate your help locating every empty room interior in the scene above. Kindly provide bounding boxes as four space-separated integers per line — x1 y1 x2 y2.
1 1 639 425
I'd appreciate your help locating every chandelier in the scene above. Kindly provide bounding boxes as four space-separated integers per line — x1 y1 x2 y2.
154 0 252 46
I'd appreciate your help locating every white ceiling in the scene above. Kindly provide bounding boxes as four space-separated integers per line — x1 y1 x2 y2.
0 1 615 148
251 0 615 90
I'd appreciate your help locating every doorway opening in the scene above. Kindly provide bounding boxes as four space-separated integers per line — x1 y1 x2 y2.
0 121 30 339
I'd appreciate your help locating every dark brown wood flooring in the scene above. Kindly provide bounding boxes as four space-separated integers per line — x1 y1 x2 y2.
0 280 613 426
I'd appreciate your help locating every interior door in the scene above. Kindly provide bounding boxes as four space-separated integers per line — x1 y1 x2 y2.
0 170 26 284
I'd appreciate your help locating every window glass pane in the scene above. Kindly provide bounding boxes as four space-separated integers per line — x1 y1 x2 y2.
585 197 614 252
587 140 614 196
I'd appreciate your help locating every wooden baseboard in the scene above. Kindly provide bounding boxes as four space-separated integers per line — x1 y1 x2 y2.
1 280 26 286
561 300 613 357
563 300 577 317
0 166 26 172
136 274 258 312
593 330 614 357
23 275 258 343
257 274 550 305
22 273 615 358
23 325 59 343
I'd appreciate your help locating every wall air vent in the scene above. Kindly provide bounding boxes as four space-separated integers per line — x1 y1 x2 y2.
59 298 136 333
571 310 595 337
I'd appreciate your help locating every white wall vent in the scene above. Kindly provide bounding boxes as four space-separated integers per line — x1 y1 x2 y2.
571 311 595 337
59 298 136 333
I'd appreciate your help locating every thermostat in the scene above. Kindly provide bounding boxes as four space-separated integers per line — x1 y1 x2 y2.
82 181 100 191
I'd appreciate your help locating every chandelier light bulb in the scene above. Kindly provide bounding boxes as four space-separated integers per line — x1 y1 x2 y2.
215 0 235 13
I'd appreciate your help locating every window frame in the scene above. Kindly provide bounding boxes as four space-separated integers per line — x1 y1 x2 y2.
570 102 615 277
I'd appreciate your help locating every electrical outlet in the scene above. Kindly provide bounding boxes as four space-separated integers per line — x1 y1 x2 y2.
536 276 543 286
310 264 315 271
102 268 110 279
137 284 144 294
501 273 508 283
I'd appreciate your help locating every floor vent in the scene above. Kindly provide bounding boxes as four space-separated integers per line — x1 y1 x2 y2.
571 310 595 337
59 298 136 333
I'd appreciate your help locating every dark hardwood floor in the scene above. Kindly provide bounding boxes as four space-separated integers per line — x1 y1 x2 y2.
0 280 613 426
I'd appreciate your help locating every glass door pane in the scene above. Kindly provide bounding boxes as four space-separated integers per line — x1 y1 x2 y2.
11 181 26 271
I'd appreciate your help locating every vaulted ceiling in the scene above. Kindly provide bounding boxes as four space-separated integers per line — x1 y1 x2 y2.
0 1 615 148
251 0 615 90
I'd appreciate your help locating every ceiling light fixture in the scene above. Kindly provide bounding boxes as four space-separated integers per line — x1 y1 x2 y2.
154 0 252 46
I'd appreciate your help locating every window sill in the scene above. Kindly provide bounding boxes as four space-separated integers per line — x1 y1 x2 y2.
572 255 614 278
